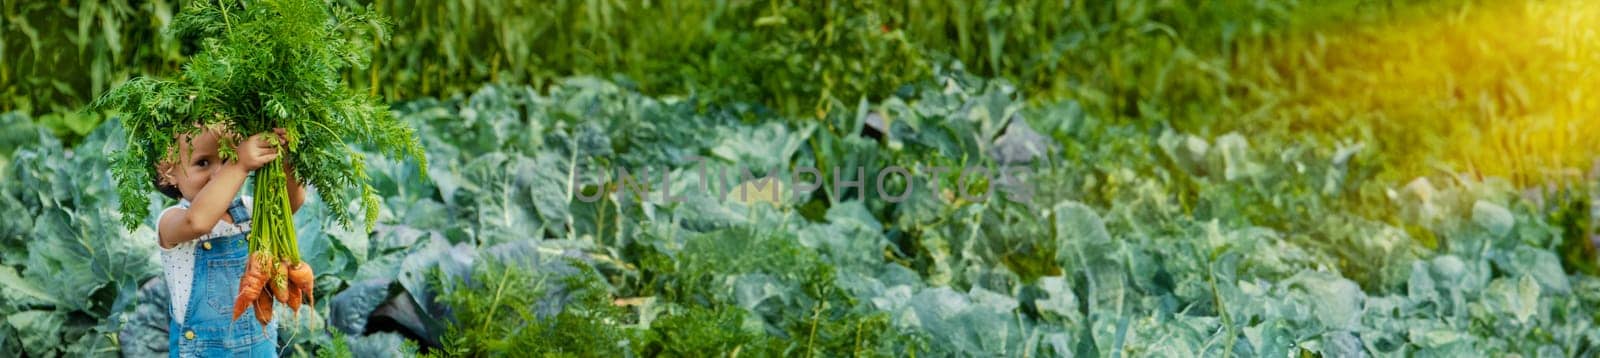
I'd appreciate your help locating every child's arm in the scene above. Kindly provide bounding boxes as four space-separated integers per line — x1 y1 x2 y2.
157 132 280 248
284 154 307 214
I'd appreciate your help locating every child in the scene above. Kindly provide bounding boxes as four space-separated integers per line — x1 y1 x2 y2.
153 126 305 357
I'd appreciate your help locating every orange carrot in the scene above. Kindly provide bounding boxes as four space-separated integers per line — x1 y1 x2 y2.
271 261 291 305
286 281 303 316
232 252 272 320
255 289 273 327
285 262 315 308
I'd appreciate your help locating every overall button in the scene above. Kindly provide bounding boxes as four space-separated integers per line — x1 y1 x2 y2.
184 330 195 340
202 241 212 250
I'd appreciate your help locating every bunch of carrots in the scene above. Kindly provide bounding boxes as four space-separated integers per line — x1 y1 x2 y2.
232 153 315 326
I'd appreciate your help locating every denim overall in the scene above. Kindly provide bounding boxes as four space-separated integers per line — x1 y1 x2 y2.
167 198 278 357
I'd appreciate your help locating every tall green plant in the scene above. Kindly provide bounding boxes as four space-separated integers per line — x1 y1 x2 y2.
0 0 185 142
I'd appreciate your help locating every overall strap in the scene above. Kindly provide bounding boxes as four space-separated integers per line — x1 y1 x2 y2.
167 317 181 358
226 197 251 225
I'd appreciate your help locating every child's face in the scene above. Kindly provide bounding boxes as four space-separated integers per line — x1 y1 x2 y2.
157 129 226 201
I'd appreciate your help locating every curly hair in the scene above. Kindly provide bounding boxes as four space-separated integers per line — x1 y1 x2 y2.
148 141 184 200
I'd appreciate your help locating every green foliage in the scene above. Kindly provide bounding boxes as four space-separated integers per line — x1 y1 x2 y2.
0 121 161 357
90 0 425 231
1545 185 1598 276
428 260 637 357
314 329 355 358
0 0 185 120
7 68 1600 356
20 0 1381 131
637 305 763 357
313 328 420 358
4 2 1600 354
19 1 1599 192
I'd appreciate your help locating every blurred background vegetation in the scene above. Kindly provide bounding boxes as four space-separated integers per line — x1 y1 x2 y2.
3 0 1596 186
2 0 1598 355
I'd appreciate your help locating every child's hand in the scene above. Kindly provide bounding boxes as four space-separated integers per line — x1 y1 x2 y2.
271 127 292 147
235 130 283 170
